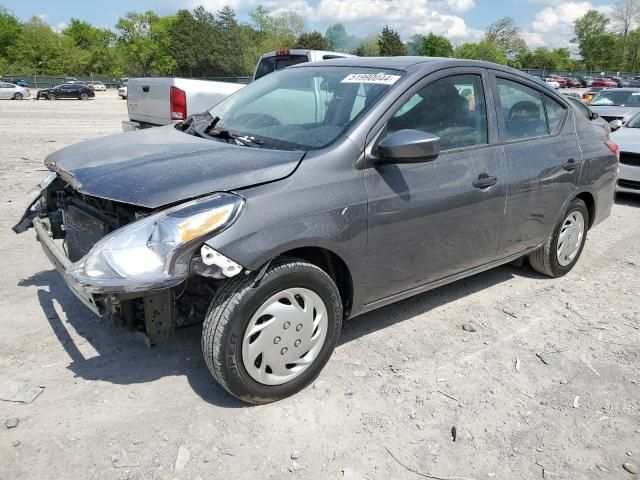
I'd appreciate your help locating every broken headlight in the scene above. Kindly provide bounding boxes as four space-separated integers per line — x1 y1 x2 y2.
68 193 244 292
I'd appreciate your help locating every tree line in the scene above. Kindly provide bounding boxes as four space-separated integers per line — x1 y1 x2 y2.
1 1 639 78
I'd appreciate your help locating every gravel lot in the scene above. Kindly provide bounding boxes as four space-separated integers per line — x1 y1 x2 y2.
1 91 639 480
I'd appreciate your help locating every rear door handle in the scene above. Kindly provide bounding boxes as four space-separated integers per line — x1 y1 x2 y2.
563 158 577 171
473 173 498 189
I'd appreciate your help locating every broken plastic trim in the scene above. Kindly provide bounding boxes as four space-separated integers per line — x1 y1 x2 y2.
200 244 242 277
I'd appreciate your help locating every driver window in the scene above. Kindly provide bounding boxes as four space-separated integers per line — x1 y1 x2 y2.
387 74 488 151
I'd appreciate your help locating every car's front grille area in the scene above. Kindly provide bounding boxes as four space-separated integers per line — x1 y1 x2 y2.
620 152 640 166
618 179 640 190
63 200 118 262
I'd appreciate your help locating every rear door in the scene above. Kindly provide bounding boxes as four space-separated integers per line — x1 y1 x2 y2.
491 72 582 256
363 68 507 303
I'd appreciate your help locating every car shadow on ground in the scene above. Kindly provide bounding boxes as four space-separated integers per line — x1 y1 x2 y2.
615 192 640 207
19 262 545 408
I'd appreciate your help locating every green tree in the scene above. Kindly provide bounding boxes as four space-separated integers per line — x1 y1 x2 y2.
406 34 424 55
419 33 453 57
115 11 175 76
248 6 304 55
573 10 613 70
325 23 356 52
295 31 329 50
378 25 406 56
352 35 380 56
453 41 508 64
0 7 22 59
6 16 60 73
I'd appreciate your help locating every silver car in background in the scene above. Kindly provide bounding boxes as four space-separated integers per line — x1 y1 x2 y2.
0 81 30 100
588 88 640 125
611 112 640 194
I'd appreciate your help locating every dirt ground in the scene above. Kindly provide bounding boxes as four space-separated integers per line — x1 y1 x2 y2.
1 92 639 480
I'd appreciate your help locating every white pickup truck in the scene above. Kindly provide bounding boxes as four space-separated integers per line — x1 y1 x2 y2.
123 49 354 130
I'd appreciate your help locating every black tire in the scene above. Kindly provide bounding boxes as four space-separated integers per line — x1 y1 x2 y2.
80 93 88 101
202 257 343 404
529 198 589 277
13 92 23 100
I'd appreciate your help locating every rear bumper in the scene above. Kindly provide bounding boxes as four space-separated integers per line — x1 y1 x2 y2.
122 120 159 131
33 217 103 316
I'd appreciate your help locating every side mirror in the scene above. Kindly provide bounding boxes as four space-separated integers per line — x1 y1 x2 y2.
375 129 441 164
610 119 623 131
589 111 599 120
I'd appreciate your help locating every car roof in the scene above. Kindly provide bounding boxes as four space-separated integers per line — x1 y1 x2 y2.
291 56 559 93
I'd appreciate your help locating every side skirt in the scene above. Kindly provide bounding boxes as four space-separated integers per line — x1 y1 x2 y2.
358 246 540 316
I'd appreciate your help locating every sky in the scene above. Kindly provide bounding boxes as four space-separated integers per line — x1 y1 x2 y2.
3 0 617 49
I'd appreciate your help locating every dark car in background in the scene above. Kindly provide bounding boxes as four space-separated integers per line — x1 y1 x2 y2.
36 83 95 100
579 76 594 87
566 77 582 88
15 57 617 404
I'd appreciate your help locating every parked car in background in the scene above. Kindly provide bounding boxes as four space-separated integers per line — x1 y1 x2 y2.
611 77 629 87
124 49 355 129
545 78 560 89
15 57 617 403
0 81 30 100
90 81 106 91
2 78 30 88
548 74 567 87
583 87 606 104
566 78 582 88
579 76 594 87
36 83 95 100
587 88 640 125
565 96 610 133
118 83 128 99
628 76 640 87
610 111 640 194
592 78 617 88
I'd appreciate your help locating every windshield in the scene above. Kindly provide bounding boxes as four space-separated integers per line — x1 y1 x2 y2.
590 90 640 106
208 66 402 150
626 112 640 128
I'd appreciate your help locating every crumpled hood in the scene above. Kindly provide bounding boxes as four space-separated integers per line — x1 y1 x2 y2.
45 125 304 209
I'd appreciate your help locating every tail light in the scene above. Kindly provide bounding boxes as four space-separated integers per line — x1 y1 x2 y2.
605 139 620 161
170 86 187 120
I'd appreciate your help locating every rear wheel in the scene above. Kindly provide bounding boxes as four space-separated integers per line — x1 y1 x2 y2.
12 92 23 100
529 198 588 277
79 93 88 101
202 258 343 404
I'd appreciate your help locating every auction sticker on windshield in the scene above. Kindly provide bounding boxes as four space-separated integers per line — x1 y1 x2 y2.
341 73 401 85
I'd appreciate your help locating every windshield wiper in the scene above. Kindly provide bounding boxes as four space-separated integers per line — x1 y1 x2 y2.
207 128 263 147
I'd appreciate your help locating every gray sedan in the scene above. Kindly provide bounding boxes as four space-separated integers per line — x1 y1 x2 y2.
611 112 640 194
15 57 617 403
588 88 640 124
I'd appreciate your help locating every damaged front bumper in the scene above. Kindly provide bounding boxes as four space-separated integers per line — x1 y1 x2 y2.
33 216 104 315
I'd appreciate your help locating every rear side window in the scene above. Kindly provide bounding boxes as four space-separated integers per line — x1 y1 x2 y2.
254 54 309 80
497 78 565 140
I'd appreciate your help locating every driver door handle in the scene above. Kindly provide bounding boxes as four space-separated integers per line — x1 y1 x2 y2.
473 173 498 189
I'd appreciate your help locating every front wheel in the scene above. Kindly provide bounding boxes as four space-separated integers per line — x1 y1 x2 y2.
202 258 343 404
529 198 588 277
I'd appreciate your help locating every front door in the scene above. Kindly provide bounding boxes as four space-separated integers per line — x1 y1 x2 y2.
363 70 507 304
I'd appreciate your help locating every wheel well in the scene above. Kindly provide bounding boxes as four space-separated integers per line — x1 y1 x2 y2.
575 192 595 228
280 247 353 318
